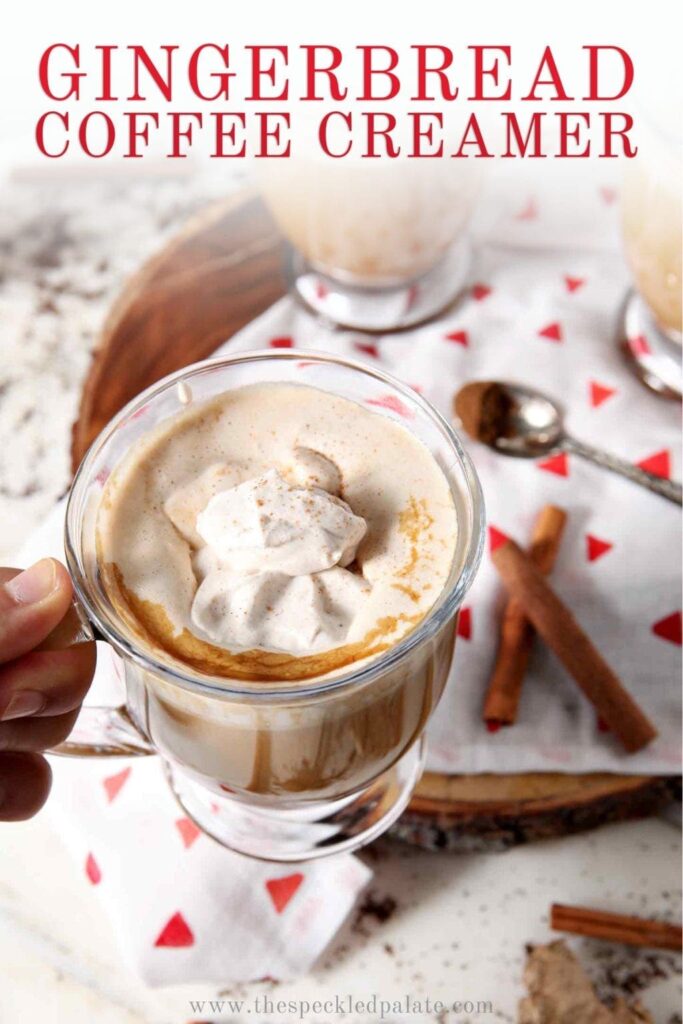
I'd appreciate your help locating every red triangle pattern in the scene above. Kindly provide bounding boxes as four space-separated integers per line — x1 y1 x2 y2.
537 452 569 477
103 767 131 804
445 330 469 347
586 534 613 562
636 449 671 479
457 607 472 640
366 394 412 418
516 197 538 221
589 381 617 408
85 853 101 885
471 283 491 301
488 526 510 554
564 275 585 293
538 322 563 342
269 336 293 348
154 912 195 948
265 873 304 914
652 611 682 646
628 335 652 357
405 284 420 310
354 342 380 359
175 817 201 850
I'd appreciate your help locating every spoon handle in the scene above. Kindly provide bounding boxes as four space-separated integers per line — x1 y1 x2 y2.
563 437 682 505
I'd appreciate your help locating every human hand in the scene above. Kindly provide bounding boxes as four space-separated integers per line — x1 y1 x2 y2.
0 560 96 820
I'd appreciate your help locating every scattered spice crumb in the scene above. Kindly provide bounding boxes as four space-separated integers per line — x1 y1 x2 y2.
352 892 398 936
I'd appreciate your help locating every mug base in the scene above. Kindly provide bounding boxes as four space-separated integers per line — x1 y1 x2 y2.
288 240 471 333
618 290 682 400
162 739 425 862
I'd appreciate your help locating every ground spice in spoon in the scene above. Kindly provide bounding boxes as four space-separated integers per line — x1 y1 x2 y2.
453 381 515 446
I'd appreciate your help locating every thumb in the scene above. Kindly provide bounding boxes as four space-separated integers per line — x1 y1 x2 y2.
0 560 74 664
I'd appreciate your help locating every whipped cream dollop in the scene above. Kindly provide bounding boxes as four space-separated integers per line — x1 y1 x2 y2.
195 469 365 575
179 467 369 655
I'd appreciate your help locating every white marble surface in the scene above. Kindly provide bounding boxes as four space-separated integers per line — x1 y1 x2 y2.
0 170 680 1022
0 166 240 561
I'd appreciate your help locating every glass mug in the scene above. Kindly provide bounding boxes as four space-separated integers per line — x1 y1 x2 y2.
56 352 485 861
257 158 481 333
619 108 682 398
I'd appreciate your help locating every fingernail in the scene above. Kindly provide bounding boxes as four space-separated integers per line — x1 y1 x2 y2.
1 691 46 720
5 560 57 606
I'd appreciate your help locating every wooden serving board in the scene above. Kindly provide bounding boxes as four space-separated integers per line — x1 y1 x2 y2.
71 191 679 852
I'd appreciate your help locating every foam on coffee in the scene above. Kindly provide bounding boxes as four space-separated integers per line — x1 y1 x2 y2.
97 382 457 682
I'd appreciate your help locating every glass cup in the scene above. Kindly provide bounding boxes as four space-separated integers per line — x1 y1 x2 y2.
57 351 485 861
257 158 481 333
619 110 682 398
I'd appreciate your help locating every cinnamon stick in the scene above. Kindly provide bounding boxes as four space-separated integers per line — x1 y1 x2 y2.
483 505 567 727
491 539 658 753
551 903 683 951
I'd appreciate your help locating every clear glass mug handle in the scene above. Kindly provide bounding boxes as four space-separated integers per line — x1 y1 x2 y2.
42 599 154 758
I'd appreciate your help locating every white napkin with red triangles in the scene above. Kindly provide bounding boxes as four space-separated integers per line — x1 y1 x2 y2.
20 166 681 985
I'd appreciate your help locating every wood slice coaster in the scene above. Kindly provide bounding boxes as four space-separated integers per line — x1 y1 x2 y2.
71 191 679 852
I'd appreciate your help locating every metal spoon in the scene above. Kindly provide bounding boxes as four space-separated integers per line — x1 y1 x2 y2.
460 381 682 505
